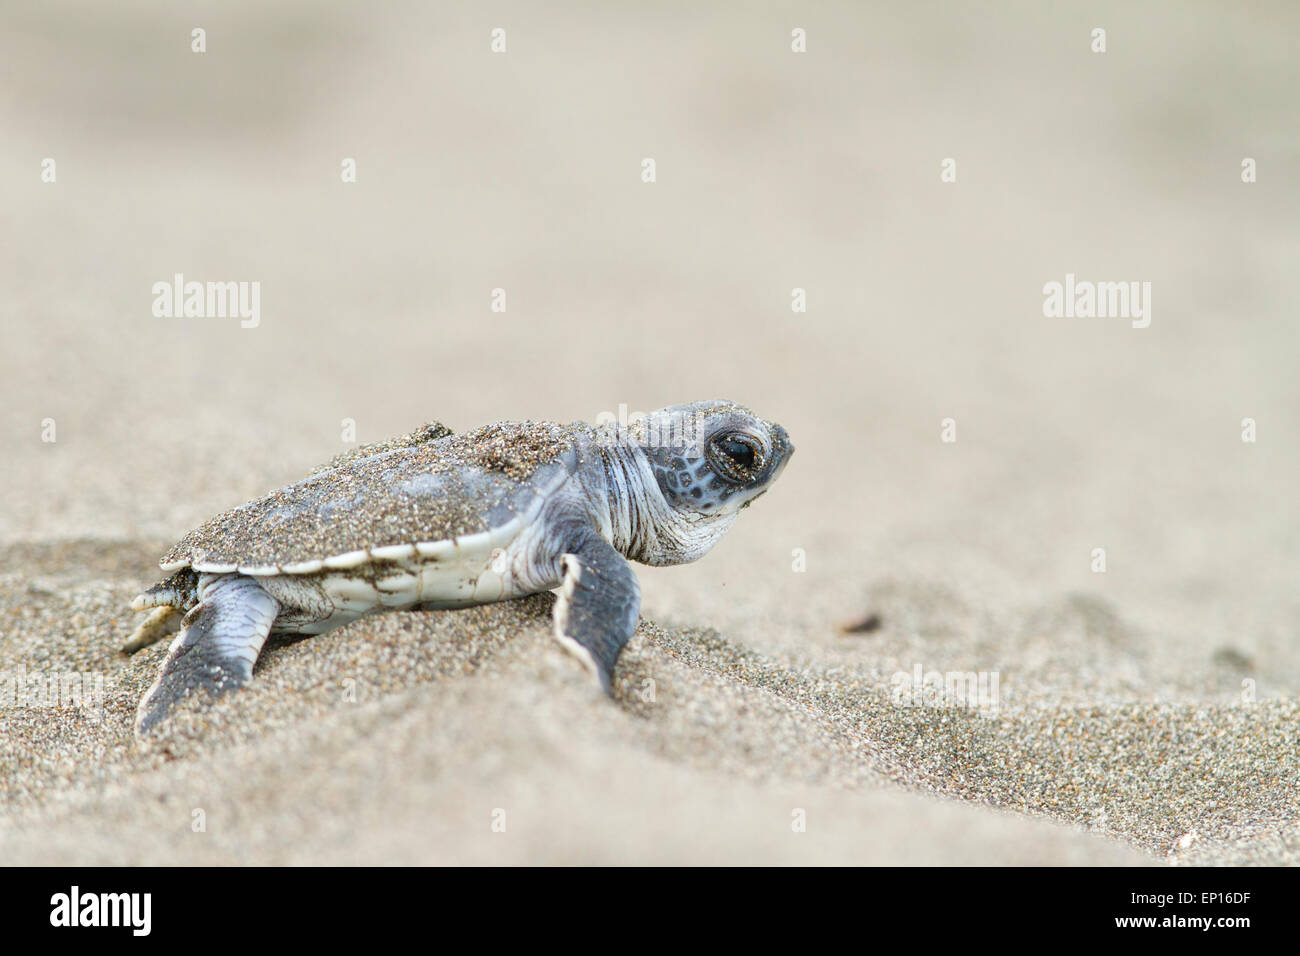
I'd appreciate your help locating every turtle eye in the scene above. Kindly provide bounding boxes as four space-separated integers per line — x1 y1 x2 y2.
708 434 761 482
718 437 755 469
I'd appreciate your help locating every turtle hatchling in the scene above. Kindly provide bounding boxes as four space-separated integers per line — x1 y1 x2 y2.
126 400 793 735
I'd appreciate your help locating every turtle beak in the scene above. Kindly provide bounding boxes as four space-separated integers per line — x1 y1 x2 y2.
741 427 793 509
768 425 793 479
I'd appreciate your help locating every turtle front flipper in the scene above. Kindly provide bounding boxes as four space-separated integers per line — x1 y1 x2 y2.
552 530 641 694
135 573 280 736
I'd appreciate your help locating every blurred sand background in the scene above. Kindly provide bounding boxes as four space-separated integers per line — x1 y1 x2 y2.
1 1 1297 864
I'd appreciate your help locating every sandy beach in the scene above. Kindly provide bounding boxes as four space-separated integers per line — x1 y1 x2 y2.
1 1 1297 865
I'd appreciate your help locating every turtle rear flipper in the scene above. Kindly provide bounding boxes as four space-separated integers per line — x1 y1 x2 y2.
135 574 280 736
122 569 199 653
121 606 181 654
129 567 199 612
552 529 641 694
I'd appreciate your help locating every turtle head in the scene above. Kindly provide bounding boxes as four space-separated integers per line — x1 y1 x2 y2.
637 400 794 519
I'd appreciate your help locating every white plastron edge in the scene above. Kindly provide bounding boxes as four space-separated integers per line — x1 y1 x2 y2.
551 553 600 683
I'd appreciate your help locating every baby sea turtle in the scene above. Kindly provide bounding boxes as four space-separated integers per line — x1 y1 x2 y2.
126 400 793 735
